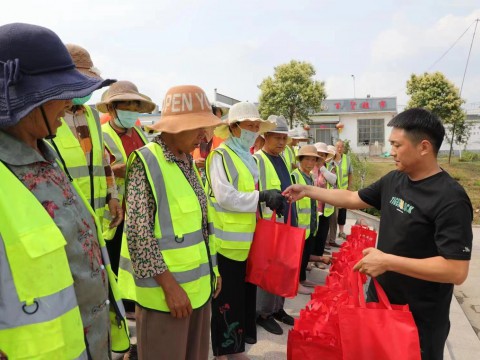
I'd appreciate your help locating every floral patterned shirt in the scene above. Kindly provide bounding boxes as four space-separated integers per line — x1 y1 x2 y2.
0 131 110 360
125 135 208 278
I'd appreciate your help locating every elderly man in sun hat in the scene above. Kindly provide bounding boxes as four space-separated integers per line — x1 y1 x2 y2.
118 85 223 360
207 101 282 359
95 81 155 276
253 115 298 336
0 23 116 359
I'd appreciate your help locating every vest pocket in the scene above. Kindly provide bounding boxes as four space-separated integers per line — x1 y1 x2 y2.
8 224 72 301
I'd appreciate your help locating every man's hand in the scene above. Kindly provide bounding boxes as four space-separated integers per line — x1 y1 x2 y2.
353 247 389 277
108 198 123 228
282 184 308 203
112 163 126 178
195 158 206 169
156 271 193 318
213 276 222 298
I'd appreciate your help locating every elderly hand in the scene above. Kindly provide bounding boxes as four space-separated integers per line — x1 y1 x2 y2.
111 163 127 178
195 158 206 169
282 184 308 203
157 271 193 319
353 248 390 277
108 198 123 228
213 275 222 299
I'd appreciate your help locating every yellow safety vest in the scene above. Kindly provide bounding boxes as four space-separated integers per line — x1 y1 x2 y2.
336 154 350 190
118 143 217 312
49 152 130 353
52 106 107 221
281 145 295 173
291 168 314 238
253 150 287 222
0 162 87 360
205 143 257 261
101 123 147 240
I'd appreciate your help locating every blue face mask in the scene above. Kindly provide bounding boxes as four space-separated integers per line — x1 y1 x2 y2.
114 109 140 129
231 126 258 151
72 93 92 105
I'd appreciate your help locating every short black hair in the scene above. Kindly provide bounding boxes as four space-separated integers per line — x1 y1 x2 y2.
212 105 223 116
388 108 445 154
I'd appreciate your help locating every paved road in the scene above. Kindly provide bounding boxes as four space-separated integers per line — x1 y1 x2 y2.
454 225 480 339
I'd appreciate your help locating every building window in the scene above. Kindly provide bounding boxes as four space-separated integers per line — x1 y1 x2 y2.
357 119 384 146
313 123 337 145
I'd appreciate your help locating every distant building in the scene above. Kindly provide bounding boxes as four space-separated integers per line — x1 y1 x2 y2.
441 112 480 154
308 97 397 155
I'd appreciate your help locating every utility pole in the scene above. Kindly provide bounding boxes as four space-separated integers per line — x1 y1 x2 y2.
351 74 356 99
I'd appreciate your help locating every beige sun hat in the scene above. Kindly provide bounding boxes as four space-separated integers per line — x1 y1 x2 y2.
214 101 275 139
314 142 335 162
96 80 156 113
149 85 222 134
65 44 102 79
296 145 321 160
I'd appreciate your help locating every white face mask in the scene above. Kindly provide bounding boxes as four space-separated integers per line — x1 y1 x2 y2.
114 109 140 128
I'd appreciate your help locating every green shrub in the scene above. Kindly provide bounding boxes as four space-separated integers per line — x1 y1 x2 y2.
459 151 480 162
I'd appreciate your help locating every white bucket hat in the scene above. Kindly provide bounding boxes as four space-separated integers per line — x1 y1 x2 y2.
214 101 275 139
289 128 309 140
314 142 335 162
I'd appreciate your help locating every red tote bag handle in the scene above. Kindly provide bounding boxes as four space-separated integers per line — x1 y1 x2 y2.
268 203 293 225
352 271 392 310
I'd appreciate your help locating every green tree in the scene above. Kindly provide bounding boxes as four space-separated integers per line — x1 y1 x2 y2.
405 71 468 163
258 60 326 129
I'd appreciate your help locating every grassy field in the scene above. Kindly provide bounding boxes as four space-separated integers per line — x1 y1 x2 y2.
354 156 480 225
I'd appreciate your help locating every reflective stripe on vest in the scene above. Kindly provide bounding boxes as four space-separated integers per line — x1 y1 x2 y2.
254 150 285 222
50 106 107 219
118 143 214 312
336 154 350 189
0 163 87 359
101 123 147 240
205 144 256 261
291 169 313 238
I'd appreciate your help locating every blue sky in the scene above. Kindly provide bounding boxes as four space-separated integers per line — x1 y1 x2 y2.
2 0 479 111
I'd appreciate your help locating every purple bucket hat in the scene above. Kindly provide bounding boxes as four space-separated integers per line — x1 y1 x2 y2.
0 23 115 128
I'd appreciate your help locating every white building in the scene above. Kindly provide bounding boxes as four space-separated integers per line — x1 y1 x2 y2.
440 113 480 154
308 97 397 155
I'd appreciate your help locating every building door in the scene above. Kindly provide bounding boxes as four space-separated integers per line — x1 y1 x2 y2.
314 124 337 145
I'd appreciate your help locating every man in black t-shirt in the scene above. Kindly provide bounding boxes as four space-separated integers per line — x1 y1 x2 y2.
283 108 473 360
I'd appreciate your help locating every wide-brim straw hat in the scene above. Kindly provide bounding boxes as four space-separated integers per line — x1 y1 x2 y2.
315 142 335 162
214 101 276 139
65 44 102 79
96 80 156 114
149 85 222 134
296 144 321 160
0 23 115 128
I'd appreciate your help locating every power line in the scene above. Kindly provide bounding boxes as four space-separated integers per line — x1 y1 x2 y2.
427 20 477 71
459 19 479 96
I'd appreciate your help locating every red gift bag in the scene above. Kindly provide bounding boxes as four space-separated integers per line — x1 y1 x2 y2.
287 329 343 360
338 272 421 360
347 224 377 249
246 207 305 297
